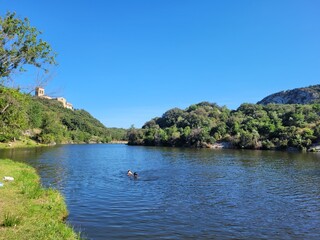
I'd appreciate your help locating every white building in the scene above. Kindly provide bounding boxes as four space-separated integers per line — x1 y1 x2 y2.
35 87 73 110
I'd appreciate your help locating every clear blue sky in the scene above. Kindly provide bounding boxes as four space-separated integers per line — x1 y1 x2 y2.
1 0 320 128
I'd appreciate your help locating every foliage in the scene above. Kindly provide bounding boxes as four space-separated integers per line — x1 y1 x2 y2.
0 87 29 142
2 213 21 227
0 12 56 82
129 101 320 151
0 86 127 145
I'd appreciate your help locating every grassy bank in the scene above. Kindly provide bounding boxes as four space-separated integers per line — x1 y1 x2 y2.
0 159 80 240
0 139 46 149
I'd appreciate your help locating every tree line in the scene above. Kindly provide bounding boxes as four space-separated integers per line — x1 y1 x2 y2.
0 86 127 144
127 102 320 151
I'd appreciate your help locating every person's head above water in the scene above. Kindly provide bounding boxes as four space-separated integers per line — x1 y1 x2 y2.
134 172 138 178
127 170 133 176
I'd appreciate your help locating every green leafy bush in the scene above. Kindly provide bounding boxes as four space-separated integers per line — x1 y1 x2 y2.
129 101 320 151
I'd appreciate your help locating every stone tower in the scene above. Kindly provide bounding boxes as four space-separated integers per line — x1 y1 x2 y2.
35 87 45 97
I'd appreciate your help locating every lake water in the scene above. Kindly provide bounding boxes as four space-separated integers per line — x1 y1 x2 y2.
1 144 320 239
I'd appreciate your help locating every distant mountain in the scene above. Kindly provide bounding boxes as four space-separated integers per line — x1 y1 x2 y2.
257 85 320 105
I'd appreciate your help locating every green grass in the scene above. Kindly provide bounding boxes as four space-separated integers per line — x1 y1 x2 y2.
0 159 81 240
2 213 21 227
0 139 46 149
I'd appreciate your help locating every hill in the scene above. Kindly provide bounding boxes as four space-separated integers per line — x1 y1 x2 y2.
0 87 127 145
128 101 320 151
258 85 320 105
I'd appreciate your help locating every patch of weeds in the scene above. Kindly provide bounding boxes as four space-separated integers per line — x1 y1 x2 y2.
2 213 21 227
20 181 43 199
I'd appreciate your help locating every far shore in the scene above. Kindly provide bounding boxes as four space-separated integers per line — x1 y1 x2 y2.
109 140 128 144
2 139 319 153
0 139 129 150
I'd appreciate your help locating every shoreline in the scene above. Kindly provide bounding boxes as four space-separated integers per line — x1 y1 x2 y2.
1 139 319 152
109 140 128 144
0 139 47 149
0 159 80 239
0 139 129 150
129 141 320 152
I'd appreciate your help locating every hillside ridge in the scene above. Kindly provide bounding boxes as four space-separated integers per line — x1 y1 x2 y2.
258 85 320 105
0 87 127 146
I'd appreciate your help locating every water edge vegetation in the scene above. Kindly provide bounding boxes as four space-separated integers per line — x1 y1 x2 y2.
0 159 80 240
128 101 320 152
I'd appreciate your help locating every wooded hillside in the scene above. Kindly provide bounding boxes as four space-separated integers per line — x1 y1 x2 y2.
0 87 127 145
128 101 320 151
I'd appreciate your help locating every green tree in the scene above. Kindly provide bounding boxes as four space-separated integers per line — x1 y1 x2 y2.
128 101 320 151
28 101 43 128
0 87 28 142
39 112 66 144
0 12 56 82
157 108 184 128
127 125 144 145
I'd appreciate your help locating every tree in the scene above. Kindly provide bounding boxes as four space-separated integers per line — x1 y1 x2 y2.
0 87 29 142
156 108 184 128
0 12 56 84
28 100 43 128
127 125 144 145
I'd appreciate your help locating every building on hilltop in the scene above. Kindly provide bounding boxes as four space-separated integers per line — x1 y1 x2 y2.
56 97 66 107
35 87 44 97
35 87 52 100
66 102 73 110
35 87 73 110
56 97 74 110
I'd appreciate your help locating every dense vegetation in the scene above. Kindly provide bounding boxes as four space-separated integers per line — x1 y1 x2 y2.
0 86 127 145
128 101 320 151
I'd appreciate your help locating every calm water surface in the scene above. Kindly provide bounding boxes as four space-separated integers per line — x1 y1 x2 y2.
1 144 320 239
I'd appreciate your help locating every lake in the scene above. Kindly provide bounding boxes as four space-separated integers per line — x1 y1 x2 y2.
1 144 320 239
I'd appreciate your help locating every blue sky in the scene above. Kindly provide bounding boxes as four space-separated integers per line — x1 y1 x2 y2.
1 0 320 128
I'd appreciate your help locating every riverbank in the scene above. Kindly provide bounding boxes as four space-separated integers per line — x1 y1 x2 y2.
0 138 130 149
109 140 128 144
0 139 47 149
0 159 80 240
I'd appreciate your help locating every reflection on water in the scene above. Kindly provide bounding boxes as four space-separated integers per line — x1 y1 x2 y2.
1 145 320 239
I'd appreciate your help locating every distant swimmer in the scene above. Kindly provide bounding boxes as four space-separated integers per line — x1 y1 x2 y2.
134 172 138 178
127 170 133 176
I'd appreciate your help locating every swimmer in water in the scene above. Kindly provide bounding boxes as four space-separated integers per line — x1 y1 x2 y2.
127 170 133 176
134 172 138 178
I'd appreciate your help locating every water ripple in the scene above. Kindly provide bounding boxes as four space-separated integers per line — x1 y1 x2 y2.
1 145 320 239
